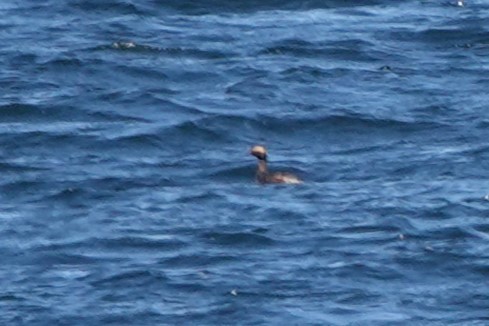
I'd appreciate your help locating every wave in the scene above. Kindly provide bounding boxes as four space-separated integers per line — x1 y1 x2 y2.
70 0 145 15
200 231 276 247
94 42 232 60
91 270 168 287
0 162 48 173
420 27 489 46
160 253 238 267
179 112 442 136
388 25 489 50
0 103 150 125
153 0 386 15
258 38 380 61
94 112 444 151
87 235 187 251
40 57 83 69
207 164 255 181
0 103 55 121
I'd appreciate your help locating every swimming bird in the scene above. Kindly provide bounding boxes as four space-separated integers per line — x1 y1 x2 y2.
250 145 302 184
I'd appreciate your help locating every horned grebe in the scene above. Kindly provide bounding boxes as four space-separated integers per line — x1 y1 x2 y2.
250 145 302 184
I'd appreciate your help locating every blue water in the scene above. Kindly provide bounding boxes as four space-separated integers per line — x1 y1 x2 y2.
2 0 489 324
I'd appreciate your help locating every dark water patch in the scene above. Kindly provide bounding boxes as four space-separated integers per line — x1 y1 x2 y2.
175 190 227 203
411 104 460 121
70 0 144 15
340 224 402 239
387 25 489 51
279 65 331 83
39 57 83 70
258 38 380 62
0 162 49 173
456 40 489 52
225 77 280 100
326 39 386 62
94 89 173 106
0 293 26 303
473 264 489 276
0 131 97 154
164 280 209 294
157 119 231 145
421 224 485 243
1 180 50 198
0 103 132 124
95 315 163 326
259 206 309 222
335 289 383 305
155 47 231 60
80 175 173 194
92 269 167 287
33 240 99 254
207 164 254 182
420 26 489 47
113 64 170 82
280 63 404 87
46 187 90 205
165 112 442 144
476 119 489 130
153 0 385 15
415 201 486 222
105 133 165 149
201 231 276 247
87 110 152 123
250 113 442 136
7 53 39 66
92 236 187 251
259 38 316 54
31 253 99 266
160 254 238 268
332 260 404 281
2 174 172 203
0 103 54 121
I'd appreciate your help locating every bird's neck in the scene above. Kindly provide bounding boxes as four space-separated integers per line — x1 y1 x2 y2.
258 159 268 174
256 159 269 183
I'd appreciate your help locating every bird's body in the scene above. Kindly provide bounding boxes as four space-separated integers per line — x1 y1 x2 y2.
250 145 302 184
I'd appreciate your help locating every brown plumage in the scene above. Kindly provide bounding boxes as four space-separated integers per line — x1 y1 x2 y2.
250 145 302 184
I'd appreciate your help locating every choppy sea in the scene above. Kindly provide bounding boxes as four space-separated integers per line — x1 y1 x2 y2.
1 0 489 324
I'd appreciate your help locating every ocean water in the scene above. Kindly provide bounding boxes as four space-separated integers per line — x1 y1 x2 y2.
1 0 489 324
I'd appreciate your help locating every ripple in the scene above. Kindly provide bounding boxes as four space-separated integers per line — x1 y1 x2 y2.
0 103 51 121
92 270 168 287
95 42 232 60
70 0 144 15
184 112 442 139
92 236 187 251
258 38 380 62
201 231 276 247
160 253 238 268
